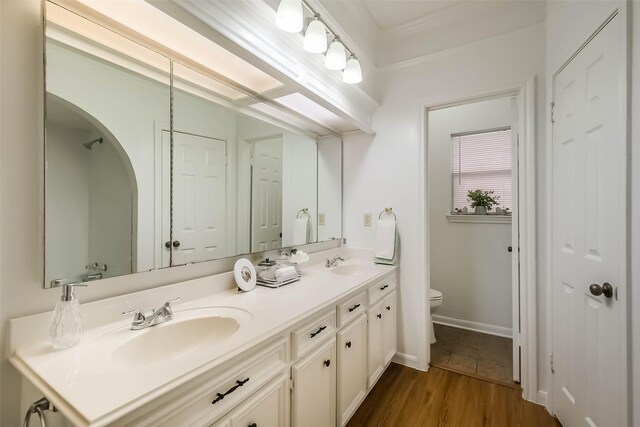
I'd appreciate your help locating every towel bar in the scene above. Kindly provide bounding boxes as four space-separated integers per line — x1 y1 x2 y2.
378 207 396 220
296 208 310 219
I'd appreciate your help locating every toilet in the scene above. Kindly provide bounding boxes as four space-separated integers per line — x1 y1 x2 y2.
429 288 443 344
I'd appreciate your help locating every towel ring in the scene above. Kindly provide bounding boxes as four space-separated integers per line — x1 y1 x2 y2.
23 397 55 427
296 208 310 219
378 207 396 220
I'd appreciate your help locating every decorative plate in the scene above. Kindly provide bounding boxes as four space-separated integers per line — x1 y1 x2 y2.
234 258 256 292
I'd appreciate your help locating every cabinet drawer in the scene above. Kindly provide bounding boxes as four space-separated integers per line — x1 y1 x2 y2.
367 277 396 306
336 292 366 328
124 337 288 427
227 373 289 427
291 309 336 360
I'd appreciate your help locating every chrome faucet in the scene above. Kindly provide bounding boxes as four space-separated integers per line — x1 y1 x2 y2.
325 256 344 268
123 297 180 330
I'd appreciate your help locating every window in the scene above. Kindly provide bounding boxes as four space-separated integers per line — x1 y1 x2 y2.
451 128 512 212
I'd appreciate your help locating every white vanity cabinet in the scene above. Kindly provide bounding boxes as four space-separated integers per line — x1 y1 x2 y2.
211 373 289 427
382 291 398 366
366 278 397 389
336 314 367 426
291 338 337 427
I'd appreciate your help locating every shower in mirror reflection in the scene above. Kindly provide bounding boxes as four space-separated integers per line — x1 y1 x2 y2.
82 137 103 151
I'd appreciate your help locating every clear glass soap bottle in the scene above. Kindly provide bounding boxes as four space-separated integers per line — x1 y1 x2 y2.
49 282 86 350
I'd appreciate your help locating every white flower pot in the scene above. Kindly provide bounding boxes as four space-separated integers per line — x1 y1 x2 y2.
474 206 487 215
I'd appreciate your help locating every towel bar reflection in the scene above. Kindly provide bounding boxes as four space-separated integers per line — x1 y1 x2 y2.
378 207 396 220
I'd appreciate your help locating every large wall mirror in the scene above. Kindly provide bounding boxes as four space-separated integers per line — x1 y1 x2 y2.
43 1 342 288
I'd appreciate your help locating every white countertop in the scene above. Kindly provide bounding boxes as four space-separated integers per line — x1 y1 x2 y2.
9 251 396 426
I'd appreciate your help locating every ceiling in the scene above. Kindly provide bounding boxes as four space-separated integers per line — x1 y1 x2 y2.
358 0 466 31
318 0 546 67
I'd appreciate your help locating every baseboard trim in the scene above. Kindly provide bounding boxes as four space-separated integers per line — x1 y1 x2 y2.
433 315 512 338
392 352 419 369
537 390 553 414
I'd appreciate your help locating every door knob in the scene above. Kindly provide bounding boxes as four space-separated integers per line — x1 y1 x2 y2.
165 241 171 248
172 241 180 248
507 246 513 253
589 282 613 298
324 359 331 367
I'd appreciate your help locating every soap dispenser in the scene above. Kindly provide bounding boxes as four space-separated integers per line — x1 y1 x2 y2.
49 282 87 350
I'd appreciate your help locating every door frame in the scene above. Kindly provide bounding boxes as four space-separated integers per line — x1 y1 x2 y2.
420 77 537 401
549 7 628 422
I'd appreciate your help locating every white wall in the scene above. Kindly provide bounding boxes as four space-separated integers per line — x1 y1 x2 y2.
317 135 342 241
88 138 134 279
46 124 91 283
428 97 514 332
343 23 546 377
282 132 318 246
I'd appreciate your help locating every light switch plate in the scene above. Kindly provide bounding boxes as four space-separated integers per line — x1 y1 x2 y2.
319 213 326 225
364 213 372 227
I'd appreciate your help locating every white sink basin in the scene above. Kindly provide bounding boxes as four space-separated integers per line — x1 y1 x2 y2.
331 265 369 276
111 307 251 366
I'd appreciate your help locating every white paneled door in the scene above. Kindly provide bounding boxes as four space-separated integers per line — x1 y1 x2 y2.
251 137 283 252
552 13 626 427
172 131 227 265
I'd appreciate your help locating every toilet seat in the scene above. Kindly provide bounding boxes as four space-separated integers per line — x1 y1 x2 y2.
429 289 442 301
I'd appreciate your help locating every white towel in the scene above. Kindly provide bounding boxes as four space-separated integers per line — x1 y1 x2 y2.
375 219 396 261
275 266 298 280
293 217 310 245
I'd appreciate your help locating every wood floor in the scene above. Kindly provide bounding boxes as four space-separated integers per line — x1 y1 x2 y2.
347 364 562 427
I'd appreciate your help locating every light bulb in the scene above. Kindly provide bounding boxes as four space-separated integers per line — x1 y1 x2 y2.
343 56 362 84
325 38 346 70
304 17 327 53
276 0 303 33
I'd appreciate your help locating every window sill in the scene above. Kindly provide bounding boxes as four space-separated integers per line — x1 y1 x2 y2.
447 214 512 224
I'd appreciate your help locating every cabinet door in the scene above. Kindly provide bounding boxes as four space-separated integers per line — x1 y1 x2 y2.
291 338 336 427
367 300 384 389
337 315 367 427
382 291 397 366
228 373 289 427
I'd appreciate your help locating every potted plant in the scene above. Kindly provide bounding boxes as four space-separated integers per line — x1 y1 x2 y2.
467 189 500 215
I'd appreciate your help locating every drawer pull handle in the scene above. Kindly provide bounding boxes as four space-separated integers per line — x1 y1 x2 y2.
211 377 250 404
310 325 327 338
348 304 361 312
377 313 382 319
324 359 331 367
346 341 352 348
249 424 257 427
380 284 389 291
386 306 391 311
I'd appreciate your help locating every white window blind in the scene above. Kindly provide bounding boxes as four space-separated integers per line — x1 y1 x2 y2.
451 128 512 212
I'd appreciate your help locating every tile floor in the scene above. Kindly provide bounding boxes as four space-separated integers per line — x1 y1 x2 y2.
430 324 515 386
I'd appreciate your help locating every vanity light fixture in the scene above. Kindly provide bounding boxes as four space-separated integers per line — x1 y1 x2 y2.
325 36 346 70
343 55 362 84
303 14 327 53
276 0 304 33
274 0 362 83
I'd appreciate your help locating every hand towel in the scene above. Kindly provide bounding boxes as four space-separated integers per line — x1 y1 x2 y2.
293 217 310 245
275 266 298 281
375 219 396 261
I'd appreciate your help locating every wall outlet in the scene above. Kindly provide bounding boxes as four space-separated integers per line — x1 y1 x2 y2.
364 213 372 227
318 213 326 226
